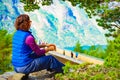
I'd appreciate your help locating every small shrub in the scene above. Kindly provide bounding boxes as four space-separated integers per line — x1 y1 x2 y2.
55 62 120 80
74 41 84 53
0 29 13 74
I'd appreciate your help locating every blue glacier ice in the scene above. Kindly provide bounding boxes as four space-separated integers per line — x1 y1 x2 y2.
0 0 107 50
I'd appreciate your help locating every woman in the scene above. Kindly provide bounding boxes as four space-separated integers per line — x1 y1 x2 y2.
12 14 64 79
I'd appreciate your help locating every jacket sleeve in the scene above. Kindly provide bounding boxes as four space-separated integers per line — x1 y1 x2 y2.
25 35 46 56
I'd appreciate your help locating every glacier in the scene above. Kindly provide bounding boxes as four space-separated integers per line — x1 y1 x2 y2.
0 0 107 50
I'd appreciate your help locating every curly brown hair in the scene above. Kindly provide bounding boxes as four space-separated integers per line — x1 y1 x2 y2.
14 14 31 31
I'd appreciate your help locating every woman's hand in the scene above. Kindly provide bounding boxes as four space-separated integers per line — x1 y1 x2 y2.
48 46 56 51
46 44 56 51
44 44 56 53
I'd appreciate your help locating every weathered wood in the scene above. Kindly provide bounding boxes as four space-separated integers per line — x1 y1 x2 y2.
48 51 83 64
48 48 104 65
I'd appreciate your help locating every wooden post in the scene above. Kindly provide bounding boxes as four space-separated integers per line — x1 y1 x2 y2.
63 50 65 55
75 52 78 58
71 52 73 58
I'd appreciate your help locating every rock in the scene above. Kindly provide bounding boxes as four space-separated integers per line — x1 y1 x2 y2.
29 70 56 80
12 73 25 80
0 70 56 80
7 76 13 80
0 77 6 80
0 71 16 80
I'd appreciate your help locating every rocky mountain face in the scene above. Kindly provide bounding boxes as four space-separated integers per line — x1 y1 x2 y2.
0 0 107 50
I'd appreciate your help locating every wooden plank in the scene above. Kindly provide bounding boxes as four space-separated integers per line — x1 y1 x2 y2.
48 51 83 64
49 48 104 65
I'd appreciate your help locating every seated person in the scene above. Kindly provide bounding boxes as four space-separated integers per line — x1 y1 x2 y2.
12 14 64 79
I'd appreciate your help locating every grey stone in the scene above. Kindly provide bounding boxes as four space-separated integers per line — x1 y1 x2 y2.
12 73 25 80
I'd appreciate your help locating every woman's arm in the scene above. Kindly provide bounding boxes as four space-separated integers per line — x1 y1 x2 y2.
25 35 46 56
25 35 56 56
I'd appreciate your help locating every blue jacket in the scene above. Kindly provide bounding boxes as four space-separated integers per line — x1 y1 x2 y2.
12 30 34 67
